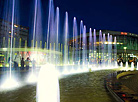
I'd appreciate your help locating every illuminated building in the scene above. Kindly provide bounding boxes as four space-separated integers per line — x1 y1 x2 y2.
0 19 29 48
69 30 138 62
102 30 138 61
0 19 29 64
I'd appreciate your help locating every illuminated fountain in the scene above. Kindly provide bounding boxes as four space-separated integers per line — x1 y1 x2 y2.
73 17 78 65
26 0 40 84
64 12 69 65
79 20 83 65
89 28 93 65
0 0 120 102
37 64 60 102
126 62 128 68
120 62 123 68
131 62 134 70
0 0 20 90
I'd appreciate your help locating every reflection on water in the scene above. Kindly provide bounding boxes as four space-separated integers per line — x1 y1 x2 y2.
0 70 116 102
60 70 116 102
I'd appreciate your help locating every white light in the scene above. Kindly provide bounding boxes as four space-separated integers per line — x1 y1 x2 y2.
62 68 70 75
37 64 60 102
27 73 37 84
2 48 7 51
0 77 19 90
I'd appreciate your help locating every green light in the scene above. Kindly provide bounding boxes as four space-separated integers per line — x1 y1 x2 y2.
0 55 4 56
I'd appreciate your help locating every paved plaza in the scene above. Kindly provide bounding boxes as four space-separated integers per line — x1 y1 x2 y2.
0 70 116 102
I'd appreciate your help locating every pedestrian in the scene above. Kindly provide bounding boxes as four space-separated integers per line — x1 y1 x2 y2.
117 59 120 66
25 57 30 70
21 57 25 70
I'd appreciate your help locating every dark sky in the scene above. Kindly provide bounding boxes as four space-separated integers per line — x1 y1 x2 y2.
53 0 138 34
0 0 138 35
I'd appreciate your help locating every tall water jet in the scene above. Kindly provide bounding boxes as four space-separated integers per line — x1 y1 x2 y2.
79 20 83 64
93 29 97 66
98 30 102 67
55 7 59 65
73 17 78 64
102 33 106 67
9 0 15 79
110 36 113 57
114 37 117 67
125 62 128 68
32 0 38 74
82 25 87 65
107 33 111 67
131 62 134 70
0 0 20 90
120 62 123 67
46 0 54 64
89 28 93 64
109 35 112 67
64 12 69 64
27 0 43 83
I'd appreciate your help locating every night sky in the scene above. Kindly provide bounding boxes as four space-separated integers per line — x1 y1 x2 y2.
0 0 138 36
54 0 138 34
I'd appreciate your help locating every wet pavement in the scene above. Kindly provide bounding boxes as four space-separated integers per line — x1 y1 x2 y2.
0 70 116 102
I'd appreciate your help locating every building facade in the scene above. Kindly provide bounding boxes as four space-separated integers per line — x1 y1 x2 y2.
69 30 138 64
102 30 138 61
0 19 29 48
0 19 29 65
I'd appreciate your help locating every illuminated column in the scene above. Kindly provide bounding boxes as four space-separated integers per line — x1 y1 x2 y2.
58 43 60 52
3 37 6 64
7 38 11 62
40 41 42 48
19 38 21 48
35 41 38 48
13 38 16 48
3 37 5 48
31 40 33 48
13 38 16 59
45 42 46 49
25 40 27 48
